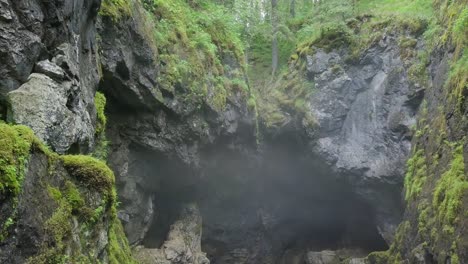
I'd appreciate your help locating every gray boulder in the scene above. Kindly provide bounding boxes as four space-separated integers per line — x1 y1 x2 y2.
7 73 94 153
134 204 210 264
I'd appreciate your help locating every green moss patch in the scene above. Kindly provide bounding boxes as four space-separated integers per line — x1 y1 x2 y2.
432 144 467 234
0 124 37 197
61 155 115 195
405 149 428 200
108 220 138 264
0 124 51 241
99 0 132 21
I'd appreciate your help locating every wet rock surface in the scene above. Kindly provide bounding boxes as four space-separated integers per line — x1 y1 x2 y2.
306 36 423 241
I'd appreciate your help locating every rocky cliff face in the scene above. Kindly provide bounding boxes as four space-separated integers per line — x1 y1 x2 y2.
1 0 101 153
0 0 135 263
305 35 423 242
0 0 466 264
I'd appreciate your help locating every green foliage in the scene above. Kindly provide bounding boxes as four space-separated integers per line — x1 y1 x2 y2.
61 155 115 195
93 92 109 161
432 144 467 233
99 0 132 21
453 8 468 47
92 136 109 161
357 0 433 18
446 49 468 110
31 156 135 263
366 251 390 264
138 0 248 110
0 124 49 241
108 220 138 264
0 124 37 196
0 123 134 262
405 149 428 200
255 57 316 130
28 190 73 264
94 92 107 136
63 181 85 213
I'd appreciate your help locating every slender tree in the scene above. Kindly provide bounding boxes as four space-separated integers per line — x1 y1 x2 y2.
271 0 279 75
290 0 296 18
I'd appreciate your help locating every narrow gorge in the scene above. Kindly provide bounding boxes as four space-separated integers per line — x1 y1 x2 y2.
0 0 466 264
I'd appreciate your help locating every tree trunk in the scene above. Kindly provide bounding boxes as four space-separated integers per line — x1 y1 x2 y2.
271 0 279 76
290 0 296 18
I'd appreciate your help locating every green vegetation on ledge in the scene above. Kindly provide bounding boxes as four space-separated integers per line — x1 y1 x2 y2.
99 0 132 21
100 0 252 113
62 155 115 196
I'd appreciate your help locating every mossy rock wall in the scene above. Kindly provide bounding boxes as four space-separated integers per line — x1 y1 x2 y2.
0 124 136 263
364 0 467 262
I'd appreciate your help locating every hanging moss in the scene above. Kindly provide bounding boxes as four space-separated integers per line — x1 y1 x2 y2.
94 91 107 137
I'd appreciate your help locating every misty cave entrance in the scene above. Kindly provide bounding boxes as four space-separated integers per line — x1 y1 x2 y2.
134 139 389 263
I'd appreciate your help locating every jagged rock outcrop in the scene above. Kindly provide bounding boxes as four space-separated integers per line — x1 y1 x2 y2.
305 34 423 241
134 204 210 264
1 0 101 153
